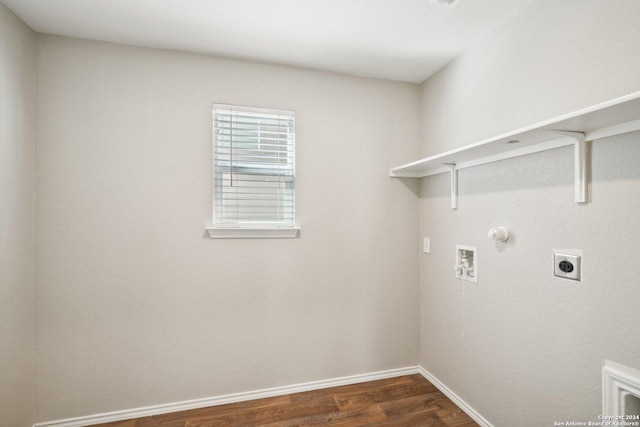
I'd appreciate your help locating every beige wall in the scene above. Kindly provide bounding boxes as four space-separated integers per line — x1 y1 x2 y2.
9 1 640 424
34 36 420 421
420 0 640 157
418 1 640 425
0 3 36 427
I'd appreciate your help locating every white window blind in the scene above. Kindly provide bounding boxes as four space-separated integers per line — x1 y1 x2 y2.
213 104 295 227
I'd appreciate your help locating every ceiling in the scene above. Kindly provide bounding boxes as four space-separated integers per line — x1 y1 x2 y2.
2 0 535 83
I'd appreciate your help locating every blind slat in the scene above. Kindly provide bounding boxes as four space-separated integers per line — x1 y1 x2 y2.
215 144 292 151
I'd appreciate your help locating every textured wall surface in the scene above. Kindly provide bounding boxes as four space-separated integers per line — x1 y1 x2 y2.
12 1 640 424
418 0 640 425
0 3 36 427
419 0 640 157
35 36 420 422
419 135 640 425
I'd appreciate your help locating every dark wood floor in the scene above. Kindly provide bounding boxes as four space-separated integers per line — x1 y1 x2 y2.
94 374 479 427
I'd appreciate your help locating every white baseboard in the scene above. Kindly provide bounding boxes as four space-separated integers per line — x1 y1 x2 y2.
34 366 420 427
417 366 493 427
35 366 494 427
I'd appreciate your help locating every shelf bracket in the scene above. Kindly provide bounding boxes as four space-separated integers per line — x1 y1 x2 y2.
444 163 457 209
550 130 587 204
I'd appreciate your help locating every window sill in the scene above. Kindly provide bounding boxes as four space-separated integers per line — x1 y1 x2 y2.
206 226 300 239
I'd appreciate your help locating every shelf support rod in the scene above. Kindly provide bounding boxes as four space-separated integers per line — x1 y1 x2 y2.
549 130 587 203
444 163 457 209
574 136 587 203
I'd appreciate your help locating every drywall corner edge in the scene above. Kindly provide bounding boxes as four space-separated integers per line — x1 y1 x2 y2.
33 367 420 427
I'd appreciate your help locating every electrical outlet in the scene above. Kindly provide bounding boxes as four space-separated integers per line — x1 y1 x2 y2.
554 252 581 281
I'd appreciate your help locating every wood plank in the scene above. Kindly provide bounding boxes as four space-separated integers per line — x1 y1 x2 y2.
368 410 448 427
332 378 438 410
184 396 338 427
258 405 387 427
93 420 137 427
377 390 443 418
431 396 479 427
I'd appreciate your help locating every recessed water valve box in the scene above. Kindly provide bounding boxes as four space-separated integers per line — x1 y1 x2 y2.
553 252 581 281
455 245 477 283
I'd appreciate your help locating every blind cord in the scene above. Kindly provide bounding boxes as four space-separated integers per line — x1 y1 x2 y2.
230 110 233 187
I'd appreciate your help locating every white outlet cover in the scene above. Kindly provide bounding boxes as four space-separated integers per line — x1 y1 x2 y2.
423 237 431 254
553 250 582 281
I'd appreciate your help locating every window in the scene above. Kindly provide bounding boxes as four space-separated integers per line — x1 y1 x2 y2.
207 104 299 238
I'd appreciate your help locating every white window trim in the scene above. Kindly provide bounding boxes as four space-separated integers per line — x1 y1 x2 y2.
206 225 300 239
207 103 300 239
